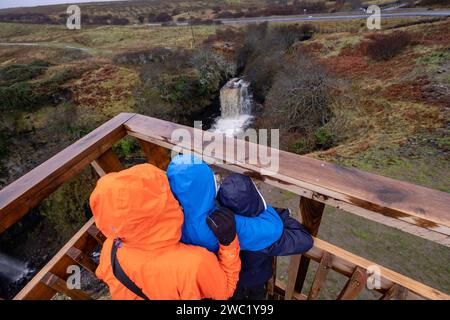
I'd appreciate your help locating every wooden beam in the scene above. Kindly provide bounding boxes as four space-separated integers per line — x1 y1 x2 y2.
284 255 301 300
337 266 367 300
307 252 332 300
138 139 170 170
0 113 136 234
296 197 325 293
40 272 92 300
123 114 450 244
91 149 125 177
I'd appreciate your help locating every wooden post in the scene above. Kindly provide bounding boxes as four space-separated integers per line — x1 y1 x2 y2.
294 197 325 293
284 254 301 300
138 139 171 170
91 148 125 177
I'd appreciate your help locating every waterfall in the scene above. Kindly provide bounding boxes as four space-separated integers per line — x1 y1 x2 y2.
212 78 254 137
0 252 32 284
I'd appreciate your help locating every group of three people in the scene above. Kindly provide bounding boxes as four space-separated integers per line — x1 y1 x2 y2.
90 154 313 300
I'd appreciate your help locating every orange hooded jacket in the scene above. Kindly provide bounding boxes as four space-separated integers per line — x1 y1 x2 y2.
90 163 241 300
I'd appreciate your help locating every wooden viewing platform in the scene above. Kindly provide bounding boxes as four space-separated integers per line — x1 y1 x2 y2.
0 113 449 300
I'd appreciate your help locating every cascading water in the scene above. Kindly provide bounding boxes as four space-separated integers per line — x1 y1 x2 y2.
212 78 254 137
0 252 33 296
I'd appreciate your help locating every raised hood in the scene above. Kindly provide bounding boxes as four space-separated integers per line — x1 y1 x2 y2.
90 164 183 250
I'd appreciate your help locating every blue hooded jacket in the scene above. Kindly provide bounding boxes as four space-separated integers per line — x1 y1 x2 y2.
219 173 314 290
166 154 283 253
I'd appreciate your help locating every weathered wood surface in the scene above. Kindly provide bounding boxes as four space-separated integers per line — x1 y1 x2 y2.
295 197 325 292
307 252 332 300
284 254 301 300
124 114 450 244
0 113 136 234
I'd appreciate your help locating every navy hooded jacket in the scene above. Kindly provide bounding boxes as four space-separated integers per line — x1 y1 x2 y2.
218 173 314 288
166 154 283 253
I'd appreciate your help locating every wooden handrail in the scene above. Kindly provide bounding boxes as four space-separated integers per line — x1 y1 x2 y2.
124 114 450 245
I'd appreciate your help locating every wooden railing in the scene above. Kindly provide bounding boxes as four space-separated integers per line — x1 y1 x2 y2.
0 113 449 300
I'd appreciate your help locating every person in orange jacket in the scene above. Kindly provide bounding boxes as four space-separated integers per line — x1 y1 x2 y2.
90 163 241 300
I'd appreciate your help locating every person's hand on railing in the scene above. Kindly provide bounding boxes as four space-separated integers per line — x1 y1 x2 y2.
206 207 236 246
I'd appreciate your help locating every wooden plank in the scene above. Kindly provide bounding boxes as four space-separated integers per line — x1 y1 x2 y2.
138 139 170 170
307 252 332 300
296 197 325 292
14 218 98 300
14 148 125 300
123 114 450 241
284 255 301 300
40 272 92 300
305 237 449 300
66 247 98 275
0 113 136 234
337 266 367 300
380 284 409 300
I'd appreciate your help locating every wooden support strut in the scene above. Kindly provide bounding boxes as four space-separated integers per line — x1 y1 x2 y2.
284 255 301 300
337 266 368 300
307 252 332 300
295 197 325 293
40 272 93 300
138 139 171 170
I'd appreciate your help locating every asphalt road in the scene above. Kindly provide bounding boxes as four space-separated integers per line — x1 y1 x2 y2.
218 9 450 25
147 9 450 27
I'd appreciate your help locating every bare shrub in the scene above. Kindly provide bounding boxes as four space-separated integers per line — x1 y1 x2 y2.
364 31 413 61
263 54 333 134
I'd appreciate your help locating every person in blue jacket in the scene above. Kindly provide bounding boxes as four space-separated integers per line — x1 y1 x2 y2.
218 173 314 300
167 154 313 299
166 154 284 253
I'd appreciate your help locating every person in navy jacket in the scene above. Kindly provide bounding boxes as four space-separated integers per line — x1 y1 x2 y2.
218 173 314 300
